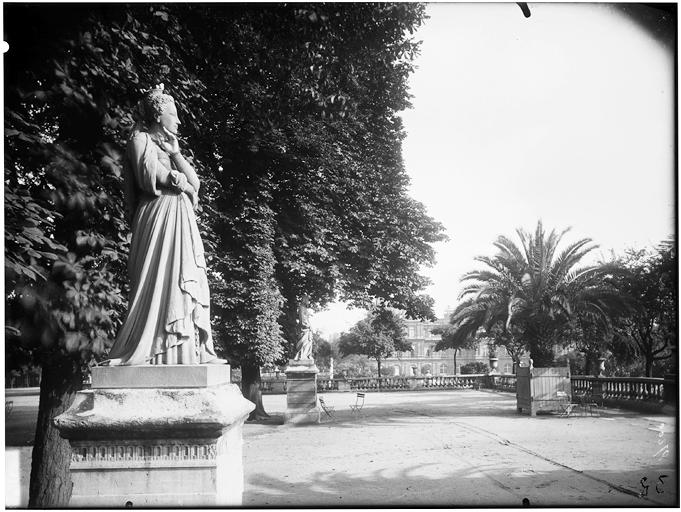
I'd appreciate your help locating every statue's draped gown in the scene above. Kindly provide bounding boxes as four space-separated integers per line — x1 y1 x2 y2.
108 132 218 365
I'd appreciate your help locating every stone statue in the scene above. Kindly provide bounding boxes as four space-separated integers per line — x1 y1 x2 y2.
107 84 224 365
293 295 313 360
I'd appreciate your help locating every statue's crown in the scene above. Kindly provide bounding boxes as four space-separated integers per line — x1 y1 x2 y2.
144 83 166 95
142 83 174 114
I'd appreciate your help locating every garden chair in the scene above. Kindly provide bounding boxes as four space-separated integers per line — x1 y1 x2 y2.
576 392 600 417
557 391 578 417
559 402 578 417
318 397 335 419
350 392 365 415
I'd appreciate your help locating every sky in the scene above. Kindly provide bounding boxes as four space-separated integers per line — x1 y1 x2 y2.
312 2 676 337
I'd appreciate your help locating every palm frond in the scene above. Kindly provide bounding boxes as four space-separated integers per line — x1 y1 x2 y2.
548 239 595 286
494 236 527 266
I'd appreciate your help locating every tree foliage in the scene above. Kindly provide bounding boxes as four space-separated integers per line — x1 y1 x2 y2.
5 5 189 505
447 221 624 366
189 1 443 405
312 332 337 370
5 3 444 505
608 240 677 376
431 324 478 375
460 361 489 375
335 354 377 378
338 308 411 378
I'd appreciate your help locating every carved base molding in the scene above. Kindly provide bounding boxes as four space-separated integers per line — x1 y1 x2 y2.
71 438 220 468
54 366 254 507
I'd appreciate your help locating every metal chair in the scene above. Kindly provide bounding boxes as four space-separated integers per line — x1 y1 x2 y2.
350 392 365 415
576 392 599 416
557 391 578 417
318 397 335 419
559 402 578 417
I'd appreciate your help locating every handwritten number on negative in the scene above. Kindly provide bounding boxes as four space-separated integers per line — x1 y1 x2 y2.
640 477 650 496
656 475 667 494
640 475 667 496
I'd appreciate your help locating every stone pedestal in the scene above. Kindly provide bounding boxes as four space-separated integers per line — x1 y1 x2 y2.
54 365 254 507
284 359 320 424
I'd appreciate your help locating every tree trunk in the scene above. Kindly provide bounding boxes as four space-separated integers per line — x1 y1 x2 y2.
29 353 83 508
505 347 521 373
454 349 458 375
645 355 654 378
241 362 269 421
376 357 382 390
584 356 593 376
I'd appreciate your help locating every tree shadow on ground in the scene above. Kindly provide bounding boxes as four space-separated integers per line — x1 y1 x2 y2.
301 390 673 429
244 462 678 508
275 403 605 430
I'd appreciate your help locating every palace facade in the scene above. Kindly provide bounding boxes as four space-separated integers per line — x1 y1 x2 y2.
384 313 516 377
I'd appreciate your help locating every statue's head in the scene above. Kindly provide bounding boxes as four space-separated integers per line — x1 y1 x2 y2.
135 84 180 134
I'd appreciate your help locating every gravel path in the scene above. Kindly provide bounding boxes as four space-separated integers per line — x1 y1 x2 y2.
5 389 677 507
244 390 677 507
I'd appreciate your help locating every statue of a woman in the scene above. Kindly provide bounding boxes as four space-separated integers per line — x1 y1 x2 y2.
107 85 223 365
293 295 314 360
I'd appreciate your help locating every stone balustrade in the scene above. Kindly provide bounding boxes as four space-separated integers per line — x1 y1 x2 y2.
315 375 485 392
571 375 669 403
5 368 41 388
8 369 673 410
486 374 517 392
421 375 481 389
250 374 672 409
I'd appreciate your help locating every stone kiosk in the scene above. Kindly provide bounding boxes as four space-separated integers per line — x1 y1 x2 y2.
54 365 254 507
284 359 321 424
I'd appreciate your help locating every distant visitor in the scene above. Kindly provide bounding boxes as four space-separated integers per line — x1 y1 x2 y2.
107 84 224 365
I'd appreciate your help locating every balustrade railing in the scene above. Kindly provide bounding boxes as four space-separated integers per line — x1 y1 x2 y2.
251 374 671 407
8 365 671 409
314 375 488 392
422 375 481 389
317 379 340 392
486 374 517 392
571 376 668 403
5 369 41 388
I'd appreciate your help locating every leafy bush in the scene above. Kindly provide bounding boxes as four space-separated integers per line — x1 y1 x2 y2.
335 354 375 378
554 351 586 374
460 362 489 375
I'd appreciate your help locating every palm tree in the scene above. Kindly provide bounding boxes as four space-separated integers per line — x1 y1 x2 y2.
432 324 477 375
449 221 623 366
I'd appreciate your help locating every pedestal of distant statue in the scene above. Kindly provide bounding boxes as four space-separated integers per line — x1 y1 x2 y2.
284 359 320 424
54 365 254 508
